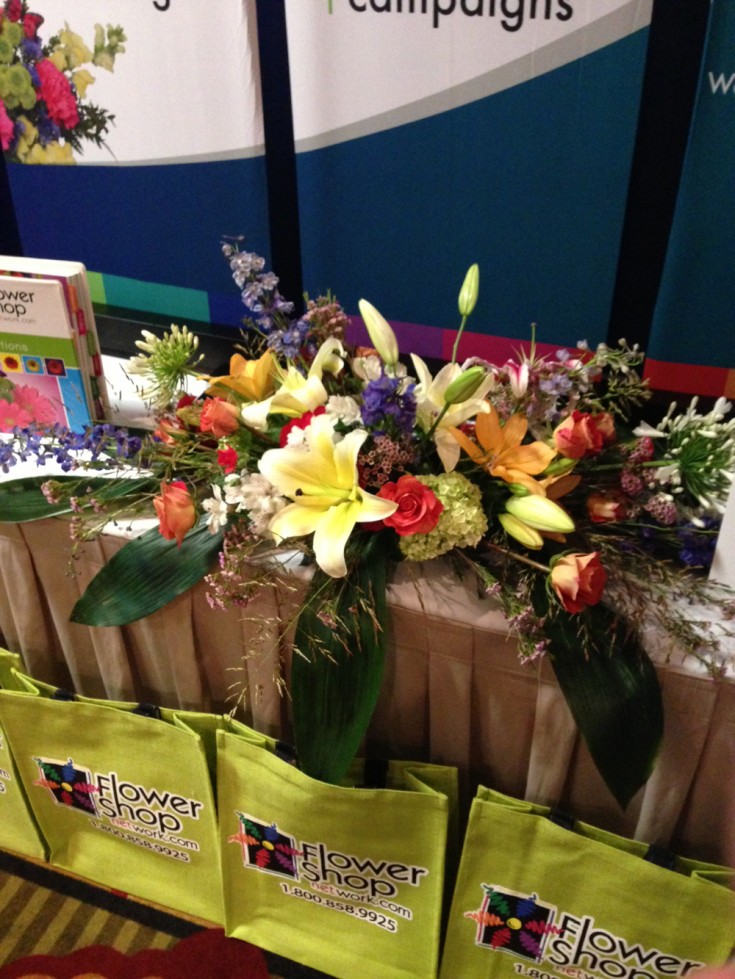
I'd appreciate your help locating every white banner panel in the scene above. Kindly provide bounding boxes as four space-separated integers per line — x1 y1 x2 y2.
39 0 263 164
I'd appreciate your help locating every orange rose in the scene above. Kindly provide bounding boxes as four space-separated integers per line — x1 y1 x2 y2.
199 397 240 438
586 493 627 524
553 411 616 459
550 552 607 613
153 481 196 547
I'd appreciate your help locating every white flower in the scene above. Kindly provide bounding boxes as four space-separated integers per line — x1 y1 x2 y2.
352 353 383 382
224 472 287 535
326 395 362 425
202 484 229 533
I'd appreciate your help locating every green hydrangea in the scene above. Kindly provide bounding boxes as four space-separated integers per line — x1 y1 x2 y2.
399 471 488 562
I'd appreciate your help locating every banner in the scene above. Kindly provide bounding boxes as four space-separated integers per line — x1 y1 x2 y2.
3 0 269 329
645 0 735 398
286 0 653 361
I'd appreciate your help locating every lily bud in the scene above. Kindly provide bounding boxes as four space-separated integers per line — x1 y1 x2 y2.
508 483 531 497
358 299 399 366
458 264 480 318
443 365 487 406
543 457 578 477
498 512 543 550
505 494 575 533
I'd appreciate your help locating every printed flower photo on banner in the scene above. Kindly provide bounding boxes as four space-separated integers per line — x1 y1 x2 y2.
0 0 126 163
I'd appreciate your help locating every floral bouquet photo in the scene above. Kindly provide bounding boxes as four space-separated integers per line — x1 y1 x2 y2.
1 241 734 808
0 0 125 163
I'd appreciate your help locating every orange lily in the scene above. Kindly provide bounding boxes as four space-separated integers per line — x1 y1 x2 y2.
205 350 277 403
451 405 556 494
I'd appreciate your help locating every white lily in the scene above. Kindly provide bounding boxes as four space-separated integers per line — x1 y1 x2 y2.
411 354 494 472
258 414 397 577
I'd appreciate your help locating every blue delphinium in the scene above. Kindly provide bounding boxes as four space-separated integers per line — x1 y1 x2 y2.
361 376 417 435
677 518 720 570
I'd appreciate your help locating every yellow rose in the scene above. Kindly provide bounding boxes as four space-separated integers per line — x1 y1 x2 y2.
72 68 95 98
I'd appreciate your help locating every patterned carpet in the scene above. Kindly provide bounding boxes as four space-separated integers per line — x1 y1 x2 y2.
0 850 329 978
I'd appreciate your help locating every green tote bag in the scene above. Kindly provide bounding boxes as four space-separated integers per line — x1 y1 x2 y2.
218 719 458 979
0 671 224 923
440 787 735 979
0 650 46 860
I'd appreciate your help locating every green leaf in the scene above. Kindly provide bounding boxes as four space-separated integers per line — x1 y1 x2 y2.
291 535 389 784
0 475 156 522
70 516 224 626
535 589 663 809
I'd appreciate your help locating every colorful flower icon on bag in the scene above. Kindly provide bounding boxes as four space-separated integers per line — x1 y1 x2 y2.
33 756 98 815
228 813 302 880
464 885 562 961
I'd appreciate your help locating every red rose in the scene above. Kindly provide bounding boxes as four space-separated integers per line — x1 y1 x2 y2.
279 406 326 447
36 59 79 129
553 411 616 459
586 493 627 524
376 474 444 537
550 552 607 614
199 397 240 438
153 481 196 547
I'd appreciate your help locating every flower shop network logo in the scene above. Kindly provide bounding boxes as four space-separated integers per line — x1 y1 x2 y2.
33 756 99 815
326 0 575 33
465 885 561 960
464 885 708 979
229 813 302 880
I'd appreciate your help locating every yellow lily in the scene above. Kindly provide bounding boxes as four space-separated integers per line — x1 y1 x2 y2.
205 349 277 402
258 414 397 577
411 354 494 472
451 405 556 493
240 339 345 430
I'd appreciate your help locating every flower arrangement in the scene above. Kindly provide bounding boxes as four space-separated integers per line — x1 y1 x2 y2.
2 242 734 808
0 0 125 163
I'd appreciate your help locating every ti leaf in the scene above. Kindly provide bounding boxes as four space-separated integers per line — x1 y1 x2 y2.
0 475 156 522
71 516 224 626
291 534 389 784
534 585 663 809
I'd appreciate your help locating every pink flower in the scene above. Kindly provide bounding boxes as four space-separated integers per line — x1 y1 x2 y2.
375 474 444 537
0 101 14 152
199 397 240 438
153 481 196 547
12 385 58 425
0 398 33 433
36 59 79 129
550 552 607 614
553 410 616 459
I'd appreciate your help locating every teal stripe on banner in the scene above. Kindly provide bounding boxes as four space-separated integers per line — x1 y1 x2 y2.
99 275 210 324
648 0 735 372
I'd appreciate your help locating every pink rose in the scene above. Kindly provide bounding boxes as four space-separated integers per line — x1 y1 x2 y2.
376 475 444 537
36 59 79 129
199 397 240 438
553 411 616 459
586 493 627 524
550 552 607 614
153 481 196 547
0 101 14 152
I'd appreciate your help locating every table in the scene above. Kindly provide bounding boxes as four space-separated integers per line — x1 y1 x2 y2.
0 513 732 867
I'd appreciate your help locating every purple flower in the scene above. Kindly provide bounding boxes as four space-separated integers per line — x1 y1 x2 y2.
360 376 416 435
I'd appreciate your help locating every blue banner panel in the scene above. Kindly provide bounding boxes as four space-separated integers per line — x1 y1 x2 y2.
287 1 652 354
647 0 735 396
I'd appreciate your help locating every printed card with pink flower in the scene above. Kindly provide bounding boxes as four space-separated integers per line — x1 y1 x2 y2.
0 273 93 433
